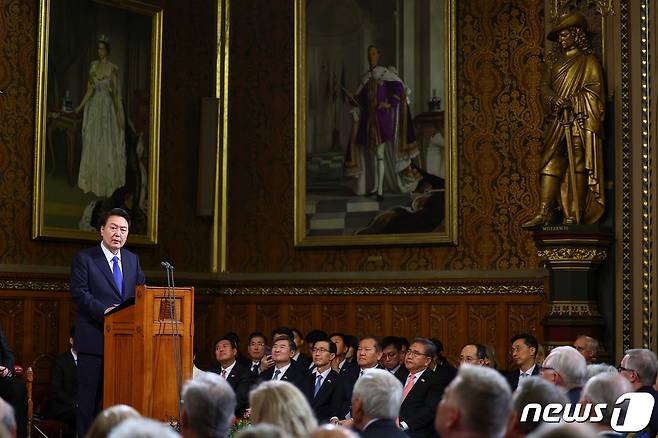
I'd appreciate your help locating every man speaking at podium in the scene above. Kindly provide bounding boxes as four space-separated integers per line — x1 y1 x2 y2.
70 208 145 437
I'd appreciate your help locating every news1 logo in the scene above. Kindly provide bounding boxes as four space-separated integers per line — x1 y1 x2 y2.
520 393 655 432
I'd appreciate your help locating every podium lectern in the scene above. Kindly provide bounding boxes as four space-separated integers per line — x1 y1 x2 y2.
103 285 194 421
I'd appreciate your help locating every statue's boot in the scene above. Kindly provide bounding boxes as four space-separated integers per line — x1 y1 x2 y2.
522 202 554 228
522 175 560 228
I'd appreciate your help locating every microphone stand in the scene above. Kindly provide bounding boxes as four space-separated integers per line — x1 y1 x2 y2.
161 261 183 426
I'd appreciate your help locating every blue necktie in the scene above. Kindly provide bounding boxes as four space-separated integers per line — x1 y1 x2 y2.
273 369 281 380
314 374 323 397
112 256 123 297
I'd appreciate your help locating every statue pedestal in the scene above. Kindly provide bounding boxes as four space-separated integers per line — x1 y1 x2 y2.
531 224 612 354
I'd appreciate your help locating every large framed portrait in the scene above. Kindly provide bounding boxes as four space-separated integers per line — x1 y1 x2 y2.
294 0 457 247
33 0 162 244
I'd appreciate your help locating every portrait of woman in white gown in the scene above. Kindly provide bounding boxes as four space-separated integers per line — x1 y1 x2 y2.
75 38 126 198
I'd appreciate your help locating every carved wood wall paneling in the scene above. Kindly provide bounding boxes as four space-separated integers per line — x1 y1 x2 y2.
193 296 214 370
224 302 250 344
227 0 545 273
467 304 498 346
254 304 281 342
508 303 542 337
31 300 60 383
0 299 25 359
428 304 461 361
287 304 313 339
320 304 349 335
392 304 421 339
355 304 384 337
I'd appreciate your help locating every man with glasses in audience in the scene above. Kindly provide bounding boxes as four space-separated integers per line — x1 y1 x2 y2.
380 336 407 382
305 338 341 423
540 345 586 403
398 337 443 438
619 348 658 436
506 334 540 391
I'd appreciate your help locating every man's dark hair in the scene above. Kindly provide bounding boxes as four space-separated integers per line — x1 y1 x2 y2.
381 336 402 351
272 334 296 351
511 333 539 355
291 328 303 340
100 207 131 227
430 338 444 355
271 326 294 342
399 337 410 349
214 336 237 350
329 332 347 344
224 332 240 349
248 331 267 344
463 343 488 360
305 329 328 345
346 335 359 351
314 338 337 354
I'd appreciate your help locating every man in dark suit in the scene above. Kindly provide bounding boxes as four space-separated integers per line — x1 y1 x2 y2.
70 208 145 437
257 335 306 389
208 335 255 418
46 326 77 429
303 338 341 423
398 338 443 438
351 369 408 438
0 326 28 438
330 333 359 376
246 332 267 375
291 328 313 370
506 333 540 391
619 348 658 436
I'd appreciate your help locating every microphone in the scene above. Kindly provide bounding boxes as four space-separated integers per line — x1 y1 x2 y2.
160 261 171 270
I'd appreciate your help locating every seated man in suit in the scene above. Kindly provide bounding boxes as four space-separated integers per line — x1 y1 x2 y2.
506 333 540 391
305 338 341 423
0 326 27 438
258 335 306 390
351 369 407 438
619 348 658 436
335 337 384 421
398 338 443 438
247 332 267 375
381 337 405 379
46 326 77 429
458 343 488 367
541 345 586 404
573 335 599 364
181 373 236 438
330 333 358 375
208 335 255 418
435 365 512 438
259 327 296 374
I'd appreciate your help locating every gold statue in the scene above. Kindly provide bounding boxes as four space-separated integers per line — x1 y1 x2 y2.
523 12 605 228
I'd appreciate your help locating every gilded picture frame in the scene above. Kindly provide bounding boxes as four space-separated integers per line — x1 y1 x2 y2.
33 0 162 244
294 0 457 247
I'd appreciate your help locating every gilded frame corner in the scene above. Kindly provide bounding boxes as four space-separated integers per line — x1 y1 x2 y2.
33 0 162 245
294 0 458 247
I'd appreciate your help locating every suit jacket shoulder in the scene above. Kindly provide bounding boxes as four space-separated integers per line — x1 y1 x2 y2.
359 419 409 438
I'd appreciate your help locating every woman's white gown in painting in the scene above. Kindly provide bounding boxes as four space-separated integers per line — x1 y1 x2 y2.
78 61 126 197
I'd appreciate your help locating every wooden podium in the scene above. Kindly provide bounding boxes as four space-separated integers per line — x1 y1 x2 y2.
103 285 194 421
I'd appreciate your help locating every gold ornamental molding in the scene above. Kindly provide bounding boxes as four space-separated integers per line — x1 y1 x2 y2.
199 283 545 296
538 248 608 270
0 279 68 291
548 300 602 317
550 0 614 21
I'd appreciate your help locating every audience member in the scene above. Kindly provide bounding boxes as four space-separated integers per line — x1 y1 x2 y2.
336 337 384 420
208 335 255 418
291 328 313 369
180 372 236 438
247 332 267 375
428 339 457 387
0 327 27 438
619 348 658 436
350 369 406 438
46 326 77 428
580 371 633 436
380 336 406 377
236 423 290 438
0 397 15 438
329 333 358 375
306 330 329 353
305 339 341 423
507 377 568 437
573 335 599 363
86 404 140 438
541 346 586 404
483 344 498 369
584 363 617 381
345 336 358 363
250 380 318 438
107 417 179 438
458 343 487 367
434 365 512 438
398 338 410 364
507 334 540 391
258 328 296 374
398 338 443 438
257 335 306 389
